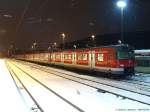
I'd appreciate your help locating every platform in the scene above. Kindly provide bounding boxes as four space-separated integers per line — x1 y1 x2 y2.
0 59 29 112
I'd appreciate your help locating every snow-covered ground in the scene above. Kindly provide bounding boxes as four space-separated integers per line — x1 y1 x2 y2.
8 62 80 112
133 73 150 82
14 60 150 104
6 59 150 112
0 59 29 112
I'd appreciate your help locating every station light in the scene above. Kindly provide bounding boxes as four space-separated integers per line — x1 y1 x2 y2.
91 35 95 40
116 0 127 42
117 0 127 8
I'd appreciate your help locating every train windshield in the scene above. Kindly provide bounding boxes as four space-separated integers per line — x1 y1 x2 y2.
117 51 134 59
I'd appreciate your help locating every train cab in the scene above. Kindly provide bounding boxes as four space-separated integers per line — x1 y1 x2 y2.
93 44 135 76
115 44 135 75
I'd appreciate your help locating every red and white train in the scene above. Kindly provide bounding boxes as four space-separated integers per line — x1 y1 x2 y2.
16 44 135 77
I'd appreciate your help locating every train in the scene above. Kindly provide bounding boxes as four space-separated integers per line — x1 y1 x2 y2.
15 44 135 77
134 50 150 73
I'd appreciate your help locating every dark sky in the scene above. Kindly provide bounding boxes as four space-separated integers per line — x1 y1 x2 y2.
0 0 150 50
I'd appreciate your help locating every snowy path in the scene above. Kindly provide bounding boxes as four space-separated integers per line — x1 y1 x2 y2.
0 59 29 112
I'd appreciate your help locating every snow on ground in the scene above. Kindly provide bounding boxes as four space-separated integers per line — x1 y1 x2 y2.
133 73 150 82
0 59 29 112
10 60 150 112
8 62 80 112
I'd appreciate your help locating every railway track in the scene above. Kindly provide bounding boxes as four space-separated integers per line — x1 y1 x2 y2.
9 60 150 106
14 59 150 89
6 62 44 112
6 61 85 112
130 75 150 84
119 74 150 90
122 78 150 88
14 60 150 92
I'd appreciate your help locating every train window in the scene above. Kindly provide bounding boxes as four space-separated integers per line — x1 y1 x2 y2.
68 54 72 60
55 55 61 59
117 51 129 59
77 53 88 60
51 54 54 59
136 60 150 67
77 54 82 60
98 53 104 61
64 54 67 60
83 54 87 60
117 51 134 59
44 54 48 60
64 54 72 60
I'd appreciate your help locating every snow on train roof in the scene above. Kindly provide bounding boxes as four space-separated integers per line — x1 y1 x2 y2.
134 50 150 56
134 50 150 53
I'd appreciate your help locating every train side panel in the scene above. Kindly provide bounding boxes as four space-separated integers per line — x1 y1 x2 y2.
74 49 92 70
92 48 124 75
15 44 135 77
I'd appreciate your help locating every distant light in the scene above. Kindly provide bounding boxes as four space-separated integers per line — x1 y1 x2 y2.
73 44 77 49
61 33 66 38
33 42 37 46
91 35 95 39
48 46 51 50
118 40 122 44
117 1 127 8
54 42 57 46
3 14 12 18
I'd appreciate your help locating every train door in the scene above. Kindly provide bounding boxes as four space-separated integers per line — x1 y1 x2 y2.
89 49 95 69
61 52 64 65
107 52 111 67
73 51 76 65
48 52 51 63
108 52 113 68
107 48 116 68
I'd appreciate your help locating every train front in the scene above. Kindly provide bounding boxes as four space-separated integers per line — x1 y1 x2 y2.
116 45 135 76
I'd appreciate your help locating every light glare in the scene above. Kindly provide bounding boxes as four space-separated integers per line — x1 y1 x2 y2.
117 1 127 8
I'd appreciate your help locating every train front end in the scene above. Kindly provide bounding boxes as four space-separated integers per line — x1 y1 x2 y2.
116 45 135 76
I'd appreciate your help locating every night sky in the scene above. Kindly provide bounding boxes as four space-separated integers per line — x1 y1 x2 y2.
0 0 150 50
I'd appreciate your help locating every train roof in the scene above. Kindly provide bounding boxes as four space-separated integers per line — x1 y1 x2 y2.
96 44 131 48
60 44 133 52
134 49 150 56
19 44 133 54
83 44 133 50
134 50 150 53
